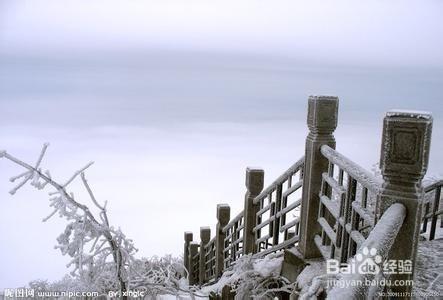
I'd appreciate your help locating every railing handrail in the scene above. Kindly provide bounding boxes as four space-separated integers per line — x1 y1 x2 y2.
204 237 215 250
253 156 305 205
328 203 407 298
424 179 443 193
320 145 383 193
222 211 244 233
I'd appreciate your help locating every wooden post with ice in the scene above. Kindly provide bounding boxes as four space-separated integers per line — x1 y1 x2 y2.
199 227 211 285
215 204 230 279
298 96 339 258
184 231 193 277
376 110 433 295
243 167 264 254
188 242 199 285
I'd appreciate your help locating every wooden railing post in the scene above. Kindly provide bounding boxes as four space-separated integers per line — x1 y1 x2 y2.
215 204 230 278
298 96 339 258
243 167 264 254
184 231 193 276
376 110 433 295
188 242 199 285
199 227 211 285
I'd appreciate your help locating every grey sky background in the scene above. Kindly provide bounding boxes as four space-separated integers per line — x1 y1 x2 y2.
0 0 442 289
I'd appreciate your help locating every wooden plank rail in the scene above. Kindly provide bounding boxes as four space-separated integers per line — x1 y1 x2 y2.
181 96 438 299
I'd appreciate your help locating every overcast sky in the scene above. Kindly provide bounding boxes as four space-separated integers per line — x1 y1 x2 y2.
1 0 443 67
0 0 442 291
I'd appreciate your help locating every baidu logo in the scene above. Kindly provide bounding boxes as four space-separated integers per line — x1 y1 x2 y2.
327 247 383 275
355 247 383 274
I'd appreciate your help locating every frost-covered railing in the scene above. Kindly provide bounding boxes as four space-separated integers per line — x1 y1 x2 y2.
223 211 244 269
183 96 436 298
204 238 216 282
184 158 305 285
188 242 200 285
253 157 304 257
328 203 407 298
422 180 442 240
315 145 382 263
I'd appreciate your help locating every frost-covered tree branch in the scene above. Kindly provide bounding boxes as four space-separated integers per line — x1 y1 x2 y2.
0 144 137 296
0 144 211 299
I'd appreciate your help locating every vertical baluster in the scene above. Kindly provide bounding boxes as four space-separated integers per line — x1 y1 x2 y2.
269 201 275 248
336 168 345 254
232 222 238 265
282 181 289 240
430 186 441 240
422 201 429 233
273 184 283 246
343 176 357 263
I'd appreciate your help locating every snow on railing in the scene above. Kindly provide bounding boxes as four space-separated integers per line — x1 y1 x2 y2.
315 145 382 263
252 157 304 257
223 211 244 269
204 238 216 282
182 96 437 299
328 203 406 298
188 242 199 285
422 179 442 240
184 158 305 285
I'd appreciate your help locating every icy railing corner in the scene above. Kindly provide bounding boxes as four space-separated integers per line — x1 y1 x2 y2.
386 109 432 120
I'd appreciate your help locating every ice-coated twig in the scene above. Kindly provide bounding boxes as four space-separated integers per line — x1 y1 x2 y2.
81 172 104 211
34 143 49 169
42 207 59 222
62 161 94 188
10 170 30 182
9 173 33 195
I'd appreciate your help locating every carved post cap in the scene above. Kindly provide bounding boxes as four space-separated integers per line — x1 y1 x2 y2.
184 231 193 242
200 227 211 243
380 110 433 181
307 95 339 133
245 167 264 195
217 204 231 226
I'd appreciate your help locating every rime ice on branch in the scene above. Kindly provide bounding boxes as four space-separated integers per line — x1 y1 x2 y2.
0 144 137 294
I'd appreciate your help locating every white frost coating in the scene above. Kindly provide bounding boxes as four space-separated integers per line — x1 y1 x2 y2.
327 203 406 299
253 254 284 278
201 253 288 298
413 239 443 296
320 145 382 192
387 109 432 119
222 211 244 233
247 166 264 171
297 261 326 289
0 144 140 293
254 156 304 204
